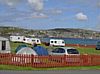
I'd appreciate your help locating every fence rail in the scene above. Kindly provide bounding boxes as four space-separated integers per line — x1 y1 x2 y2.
0 53 100 68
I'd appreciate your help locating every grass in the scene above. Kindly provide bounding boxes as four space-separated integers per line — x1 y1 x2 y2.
76 47 100 54
0 65 100 70
10 42 33 53
10 42 100 54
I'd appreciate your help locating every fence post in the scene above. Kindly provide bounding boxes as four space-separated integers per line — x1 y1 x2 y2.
31 54 34 67
64 55 66 66
90 55 93 66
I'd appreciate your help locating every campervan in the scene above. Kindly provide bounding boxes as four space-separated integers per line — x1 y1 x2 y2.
50 39 65 46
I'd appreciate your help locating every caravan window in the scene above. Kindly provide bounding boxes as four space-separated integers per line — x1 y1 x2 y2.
32 40 35 42
23 39 26 41
37 40 39 42
18 37 20 39
2 41 6 50
51 41 53 43
55 41 57 43
10 37 12 39
62 41 65 43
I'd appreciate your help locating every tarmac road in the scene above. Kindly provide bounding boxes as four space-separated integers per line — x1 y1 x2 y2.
0 70 100 74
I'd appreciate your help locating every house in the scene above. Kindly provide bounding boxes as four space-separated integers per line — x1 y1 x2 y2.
0 36 11 53
10 36 25 42
50 39 65 46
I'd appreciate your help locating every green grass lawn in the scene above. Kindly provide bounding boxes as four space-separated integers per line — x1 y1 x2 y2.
0 65 100 70
10 42 100 54
76 47 100 54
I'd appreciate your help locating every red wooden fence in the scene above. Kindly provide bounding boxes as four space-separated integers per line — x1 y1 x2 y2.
0 53 100 68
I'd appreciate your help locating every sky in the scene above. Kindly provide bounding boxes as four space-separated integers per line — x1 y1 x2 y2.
0 0 100 31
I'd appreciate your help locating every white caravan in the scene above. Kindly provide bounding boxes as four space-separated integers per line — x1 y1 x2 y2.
50 39 65 46
23 37 41 45
10 36 25 42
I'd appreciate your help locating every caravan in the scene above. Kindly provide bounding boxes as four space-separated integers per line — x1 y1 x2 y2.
50 39 65 46
23 37 41 45
10 36 25 42
10 36 41 45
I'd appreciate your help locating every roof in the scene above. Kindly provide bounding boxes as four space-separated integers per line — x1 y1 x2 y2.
0 36 8 41
55 47 76 50
50 39 64 41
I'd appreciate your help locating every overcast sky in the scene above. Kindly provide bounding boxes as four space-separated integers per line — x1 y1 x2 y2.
0 0 100 31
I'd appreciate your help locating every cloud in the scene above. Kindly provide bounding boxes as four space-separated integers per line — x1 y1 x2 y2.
31 12 48 18
28 0 44 11
0 0 44 11
75 12 88 21
0 0 45 16
0 0 20 6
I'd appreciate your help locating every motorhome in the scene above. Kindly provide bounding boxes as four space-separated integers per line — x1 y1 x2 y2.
50 39 65 46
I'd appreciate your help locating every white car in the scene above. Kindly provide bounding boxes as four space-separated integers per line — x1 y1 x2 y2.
50 47 79 55
49 47 80 63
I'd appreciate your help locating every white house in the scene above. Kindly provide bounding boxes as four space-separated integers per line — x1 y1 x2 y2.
50 39 65 46
10 36 25 42
0 36 11 53
23 37 41 45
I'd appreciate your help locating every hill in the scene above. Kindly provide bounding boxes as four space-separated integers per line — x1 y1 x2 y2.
49 28 97 33
0 26 100 39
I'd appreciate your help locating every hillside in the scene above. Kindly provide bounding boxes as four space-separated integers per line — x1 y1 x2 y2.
49 28 96 33
0 26 100 39
0 26 34 37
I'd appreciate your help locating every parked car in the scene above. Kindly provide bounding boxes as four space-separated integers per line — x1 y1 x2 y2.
96 41 100 50
49 47 80 63
50 47 79 55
